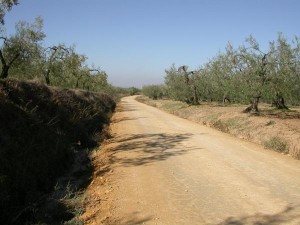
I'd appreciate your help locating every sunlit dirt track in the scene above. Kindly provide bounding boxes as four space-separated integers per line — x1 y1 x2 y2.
85 96 300 225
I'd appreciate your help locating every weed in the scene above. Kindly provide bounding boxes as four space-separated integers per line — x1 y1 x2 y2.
64 217 84 225
205 113 219 123
163 101 187 112
289 146 300 159
263 136 289 153
265 120 275 126
212 120 229 133
223 117 246 130
148 102 157 107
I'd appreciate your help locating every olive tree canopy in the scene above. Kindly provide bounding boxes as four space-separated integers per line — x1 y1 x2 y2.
0 0 18 25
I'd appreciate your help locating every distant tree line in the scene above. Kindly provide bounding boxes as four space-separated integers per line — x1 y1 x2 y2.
143 34 300 112
0 3 112 93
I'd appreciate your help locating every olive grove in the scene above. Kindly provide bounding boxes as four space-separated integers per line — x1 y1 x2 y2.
0 13 110 92
162 34 300 111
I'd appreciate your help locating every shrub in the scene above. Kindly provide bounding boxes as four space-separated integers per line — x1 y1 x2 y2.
289 146 300 159
129 87 140 96
211 120 229 133
142 84 165 99
265 120 276 126
263 136 289 153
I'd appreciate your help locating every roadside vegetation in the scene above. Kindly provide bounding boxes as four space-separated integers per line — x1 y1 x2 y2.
0 2 133 224
1 1 300 223
0 79 116 224
140 33 300 160
0 1 125 93
136 95 300 160
143 34 300 111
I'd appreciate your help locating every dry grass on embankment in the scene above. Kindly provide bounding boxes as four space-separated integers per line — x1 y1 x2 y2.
0 79 116 225
136 96 300 160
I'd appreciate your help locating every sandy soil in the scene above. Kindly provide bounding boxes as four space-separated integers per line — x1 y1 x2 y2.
81 96 300 225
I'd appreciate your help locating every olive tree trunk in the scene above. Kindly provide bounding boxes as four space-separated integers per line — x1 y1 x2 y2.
272 93 289 109
243 95 261 113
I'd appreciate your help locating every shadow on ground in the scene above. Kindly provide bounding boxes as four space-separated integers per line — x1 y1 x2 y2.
112 116 148 123
107 211 152 225
218 204 300 225
108 133 198 167
260 109 300 119
117 101 138 112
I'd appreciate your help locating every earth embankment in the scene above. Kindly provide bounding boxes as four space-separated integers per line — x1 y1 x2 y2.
0 79 115 224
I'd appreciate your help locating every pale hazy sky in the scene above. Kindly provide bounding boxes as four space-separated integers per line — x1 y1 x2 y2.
4 0 300 87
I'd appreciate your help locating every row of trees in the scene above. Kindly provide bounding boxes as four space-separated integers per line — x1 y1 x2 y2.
144 34 300 112
0 4 110 92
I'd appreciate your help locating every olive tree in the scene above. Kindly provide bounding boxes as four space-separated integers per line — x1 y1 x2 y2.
41 44 70 85
0 0 18 25
232 35 275 112
266 33 300 108
87 69 108 92
200 49 237 104
0 17 45 79
164 34 300 108
164 64 192 103
177 65 201 105
142 85 165 99
61 49 88 88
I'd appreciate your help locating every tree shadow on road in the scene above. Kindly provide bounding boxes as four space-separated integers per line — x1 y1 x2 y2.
218 204 300 225
108 133 199 167
106 211 152 225
112 116 148 123
117 102 138 112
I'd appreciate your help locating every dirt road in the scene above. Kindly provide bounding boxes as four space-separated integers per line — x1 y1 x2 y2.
84 96 300 225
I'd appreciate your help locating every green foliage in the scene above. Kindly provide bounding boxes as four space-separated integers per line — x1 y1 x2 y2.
0 0 18 25
164 64 192 102
1 17 45 79
0 4 117 224
164 34 300 107
129 86 140 95
142 84 165 100
0 16 111 92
